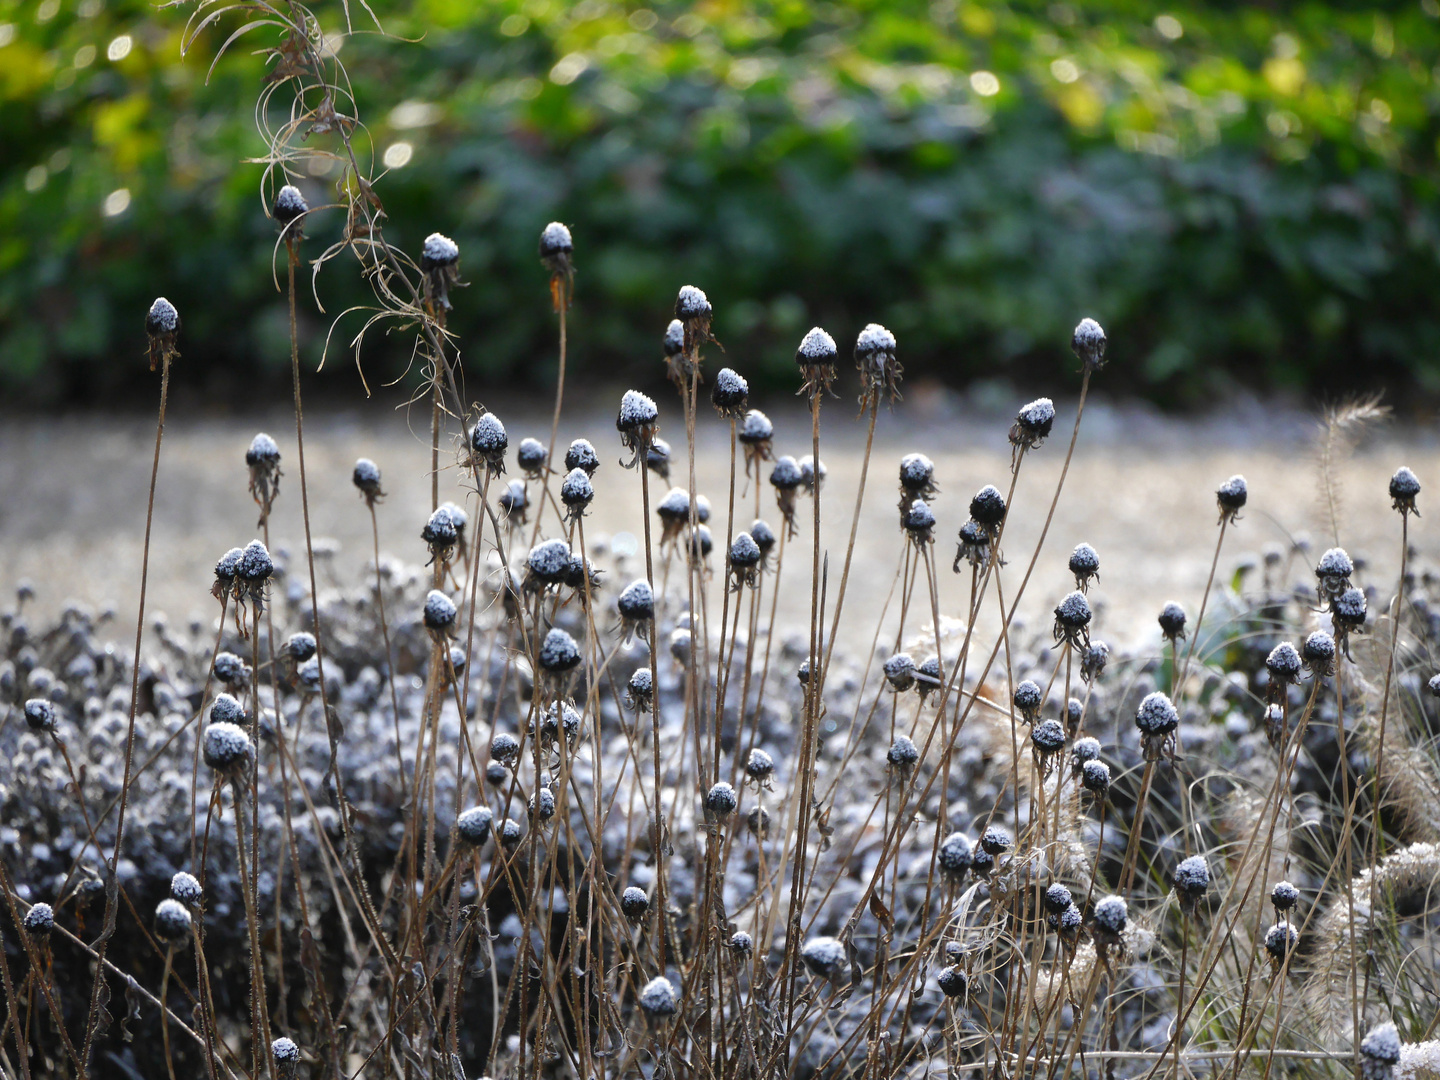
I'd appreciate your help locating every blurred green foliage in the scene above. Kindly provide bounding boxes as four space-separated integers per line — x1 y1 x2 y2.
2 0 1439 406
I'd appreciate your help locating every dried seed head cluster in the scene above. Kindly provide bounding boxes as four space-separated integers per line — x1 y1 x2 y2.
1010 397 1055 455
795 326 839 397
854 322 901 402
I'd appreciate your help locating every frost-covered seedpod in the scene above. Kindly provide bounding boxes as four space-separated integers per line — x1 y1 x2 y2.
1071 317 1106 371
560 468 594 520
770 456 803 538
1081 640 1109 683
626 668 653 713
954 518 991 572
980 826 1012 857
675 285 713 333
273 184 308 231
1389 466 1420 516
616 580 655 641
1135 691 1179 762
800 936 847 985
855 322 901 401
1071 736 1101 775
938 832 972 882
1263 703 1287 749
1031 719 1066 774
247 433 283 516
647 438 671 480
745 747 775 786
499 818 523 850
421 508 459 566
898 453 937 503
1065 697 1084 737
1270 880 1299 915
711 367 749 418
639 975 679 1018
1360 1022 1401 1080
1315 547 1354 603
795 326 838 396
884 653 916 692
1081 758 1111 797
968 485 1006 534
1302 630 1337 678
737 409 774 476
1053 591 1092 648
23 902 53 938
525 539 572 592
1012 680 1043 723
1263 921 1298 969
1091 894 1127 952
517 438 548 478
1216 475 1247 524
423 590 457 634
1265 642 1302 696
915 656 943 701
1332 586 1368 652
620 886 648 923
352 458 384 504
24 697 55 733
468 413 508 475
1044 883 1073 916
210 692 245 726
670 627 692 663
538 627 581 677
213 651 249 686
565 439 599 477
1010 397 1056 453
146 296 181 370
937 965 967 999
1173 855 1210 915
154 898 193 947
1069 542 1099 591
530 787 556 822
616 389 660 468
727 931 754 956
655 488 691 546
705 781 737 822
902 499 935 545
887 735 919 776
537 700 584 747
747 804 771 840
491 731 520 765
1158 601 1187 643
420 232 461 310
240 540 274 587
663 318 685 360
272 1037 302 1080
203 721 254 778
539 222 574 307
798 455 825 496
486 762 508 787
171 872 202 907
284 631 316 664
687 524 714 567
729 531 762 590
456 806 494 847
295 657 322 694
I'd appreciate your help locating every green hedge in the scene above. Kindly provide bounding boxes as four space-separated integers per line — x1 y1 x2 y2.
2 0 1438 405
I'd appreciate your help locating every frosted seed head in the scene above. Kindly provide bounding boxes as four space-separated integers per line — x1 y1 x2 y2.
980 827 1012 856
1032 719 1066 754
969 485 1006 527
711 367 749 415
887 735 919 770
1270 880 1299 911
617 580 655 621
23 902 53 936
1316 547 1354 583
1264 921 1298 961
213 547 244 583
490 731 520 764
854 322 896 360
147 296 179 335
1092 895 1127 935
1390 466 1421 514
899 453 935 493
1361 1022 1401 1067
730 532 762 568
800 936 846 980
1174 855 1211 897
1135 691 1179 735
272 1038 301 1066
705 781 738 818
1216 474 1247 513
423 590 457 632
352 458 382 494
938 832 973 879
1013 680 1043 719
1158 601 1187 640
517 438 548 475
1069 542 1099 584
1054 591 1092 631
663 318 685 357
499 818 523 848
1303 630 1337 675
795 326 837 366
770 456 803 490
621 886 648 920
284 631 316 662
1071 736 1101 764
675 285 711 321
273 184 308 225
616 389 659 432
750 518 777 553
171 872 202 906
738 409 773 445
209 692 245 725
154 898 193 945
1333 586 1367 629
1081 759 1111 794
903 499 935 535
560 468 594 509
937 965 967 998
639 975 679 1016
239 540 273 582
538 628 581 674
1071 317 1107 370
421 232 459 269
24 698 55 732
527 539 572 582
1082 640 1112 683
884 653 916 691
469 413 508 455
745 747 774 780
1265 642 1302 683
246 432 281 468
727 930 753 955
538 221 573 257
1015 397 1056 438
456 806 494 846
564 439 599 476
203 721 253 773
1044 883 1073 914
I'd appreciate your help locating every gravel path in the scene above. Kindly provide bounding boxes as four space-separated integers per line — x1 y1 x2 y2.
2 394 1434 656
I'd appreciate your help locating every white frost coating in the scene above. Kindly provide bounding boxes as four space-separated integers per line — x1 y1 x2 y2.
855 322 896 356
422 232 459 266
796 326 837 362
639 975 679 1015
423 589 457 628
675 284 710 319
617 389 658 428
539 221 572 253
147 297 179 332
203 721 253 769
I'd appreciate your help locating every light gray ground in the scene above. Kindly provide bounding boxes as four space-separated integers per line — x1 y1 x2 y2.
1 390 1434 660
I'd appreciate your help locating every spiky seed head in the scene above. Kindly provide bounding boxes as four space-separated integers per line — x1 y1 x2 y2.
1158 601 1187 640
564 439 599 476
1032 718 1066 755
621 886 648 921
23 903 53 936
246 432 281 468
517 438 547 475
273 184 308 225
969 485 1006 527
1082 759 1111 794
1044 883 1073 914
937 965 967 998
884 653 916 691
24 697 55 732
639 975 679 1017
616 389 659 433
675 285 711 321
800 936 846 980
745 747 774 781
770 456 803 490
1013 679 1043 720
352 458 382 494
538 221 573 257
490 731 520 763
738 409 773 445
1271 881 1299 911
1333 586 1367 630
730 532 762 568
154 898 193 945
1071 317 1107 370
421 232 459 269
203 721 253 774
171 872 202 906
1266 642 1302 683
538 628 581 674
887 735 919 770
1390 466 1421 514
1136 691 1179 735
711 367 749 415
456 806 494 846
795 326 837 367
980 826 1012 856
423 590 457 632
239 539 273 582
147 296 180 336
705 781 738 818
